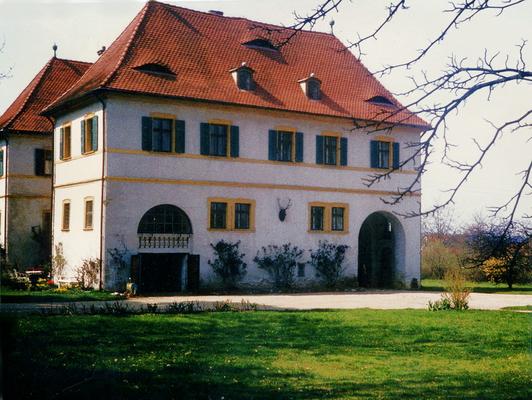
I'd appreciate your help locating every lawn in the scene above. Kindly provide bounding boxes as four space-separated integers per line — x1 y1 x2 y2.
3 310 530 399
0 288 122 303
421 279 532 294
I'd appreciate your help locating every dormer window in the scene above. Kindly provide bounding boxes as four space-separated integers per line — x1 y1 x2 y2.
243 39 278 51
230 63 255 91
133 63 176 78
299 74 321 100
367 95 395 107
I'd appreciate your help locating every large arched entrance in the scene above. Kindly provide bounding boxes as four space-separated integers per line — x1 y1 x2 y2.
134 205 195 293
358 212 404 288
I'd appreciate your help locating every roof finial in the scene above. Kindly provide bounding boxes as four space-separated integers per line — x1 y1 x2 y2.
52 43 58 58
329 20 335 35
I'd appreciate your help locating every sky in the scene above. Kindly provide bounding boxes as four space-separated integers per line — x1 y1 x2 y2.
0 0 530 226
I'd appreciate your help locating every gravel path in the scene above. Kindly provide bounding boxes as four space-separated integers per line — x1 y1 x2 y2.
2 291 531 313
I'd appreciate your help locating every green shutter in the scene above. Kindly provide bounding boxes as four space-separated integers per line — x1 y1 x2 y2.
295 132 304 162
59 127 64 160
92 116 98 151
175 120 185 153
142 117 152 151
370 140 379 168
268 130 277 161
230 125 239 158
0 150 3 177
80 119 86 154
340 137 348 166
200 123 210 155
35 149 45 176
393 142 400 169
316 135 324 164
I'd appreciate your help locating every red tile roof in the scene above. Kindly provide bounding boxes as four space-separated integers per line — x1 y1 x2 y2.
45 1 427 128
0 58 91 134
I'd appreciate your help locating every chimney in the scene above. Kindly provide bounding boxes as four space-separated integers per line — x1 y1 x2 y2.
208 10 224 16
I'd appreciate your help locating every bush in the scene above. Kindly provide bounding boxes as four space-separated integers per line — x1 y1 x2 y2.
2 273 30 291
254 243 304 290
421 238 461 279
309 241 349 288
429 268 470 311
208 240 247 289
75 258 100 290
52 243 67 280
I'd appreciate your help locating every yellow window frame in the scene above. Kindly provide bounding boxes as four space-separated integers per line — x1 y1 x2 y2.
321 131 342 166
308 201 349 234
208 197 255 232
208 119 232 157
62 200 71 231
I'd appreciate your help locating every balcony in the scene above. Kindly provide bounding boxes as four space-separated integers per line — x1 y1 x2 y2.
138 233 191 251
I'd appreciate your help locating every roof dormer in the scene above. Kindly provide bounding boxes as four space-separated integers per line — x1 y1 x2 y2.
299 73 322 100
133 63 176 78
242 38 278 51
230 62 255 91
367 95 395 107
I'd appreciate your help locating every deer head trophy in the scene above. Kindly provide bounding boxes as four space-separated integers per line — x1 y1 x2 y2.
277 198 292 222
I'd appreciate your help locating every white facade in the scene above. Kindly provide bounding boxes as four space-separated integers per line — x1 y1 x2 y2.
0 135 52 268
53 94 421 291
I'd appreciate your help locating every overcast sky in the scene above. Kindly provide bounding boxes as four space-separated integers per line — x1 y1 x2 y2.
1 0 530 226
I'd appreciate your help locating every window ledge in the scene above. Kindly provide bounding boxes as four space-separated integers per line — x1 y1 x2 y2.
83 228 94 231
308 230 349 235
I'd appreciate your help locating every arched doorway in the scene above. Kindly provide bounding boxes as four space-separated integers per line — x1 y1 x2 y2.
134 205 194 293
358 212 403 288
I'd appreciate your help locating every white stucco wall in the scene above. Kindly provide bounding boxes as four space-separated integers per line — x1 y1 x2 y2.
1 135 52 268
51 95 421 290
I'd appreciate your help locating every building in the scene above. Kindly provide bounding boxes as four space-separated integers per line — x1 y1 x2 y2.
41 1 427 291
0 57 91 268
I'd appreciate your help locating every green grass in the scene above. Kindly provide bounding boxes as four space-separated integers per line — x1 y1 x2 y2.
502 305 532 311
421 279 532 294
0 288 122 303
2 310 530 399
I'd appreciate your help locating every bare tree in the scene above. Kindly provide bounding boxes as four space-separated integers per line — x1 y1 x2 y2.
264 0 532 225
262 0 530 261
0 40 12 82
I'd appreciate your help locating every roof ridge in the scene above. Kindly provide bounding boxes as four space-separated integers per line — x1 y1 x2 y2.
1 58 54 130
100 1 152 88
156 0 337 39
55 57 92 66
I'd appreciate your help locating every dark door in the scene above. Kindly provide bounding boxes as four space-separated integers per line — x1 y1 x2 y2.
187 254 200 293
139 253 183 293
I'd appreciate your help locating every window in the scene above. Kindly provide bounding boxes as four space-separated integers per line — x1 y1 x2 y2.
210 202 227 229
200 122 239 158
138 205 192 234
237 68 254 90
208 198 255 231
0 150 4 177
35 149 53 176
81 116 98 154
142 116 185 153
62 201 71 231
316 134 347 166
308 202 349 233
310 206 324 231
60 125 71 160
268 130 304 162
234 203 250 230
307 80 321 100
331 207 344 231
299 75 322 100
84 199 94 230
324 136 338 165
370 140 400 169
297 263 306 278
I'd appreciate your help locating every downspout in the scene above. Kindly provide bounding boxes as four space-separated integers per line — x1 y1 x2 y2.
44 116 55 269
96 95 107 290
2 132 8 257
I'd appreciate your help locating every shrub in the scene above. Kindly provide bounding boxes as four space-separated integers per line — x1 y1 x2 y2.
410 278 419 289
254 243 304 290
75 258 100 290
428 268 470 311
2 273 30 291
208 240 247 289
428 297 452 311
309 241 349 287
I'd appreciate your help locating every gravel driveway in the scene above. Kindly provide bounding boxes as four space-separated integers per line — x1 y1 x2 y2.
2 291 531 313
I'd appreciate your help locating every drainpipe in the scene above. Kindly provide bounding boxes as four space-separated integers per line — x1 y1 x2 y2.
96 94 107 291
1 132 8 257
44 116 55 268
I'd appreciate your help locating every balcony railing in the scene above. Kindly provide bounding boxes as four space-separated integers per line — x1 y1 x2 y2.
138 233 191 250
